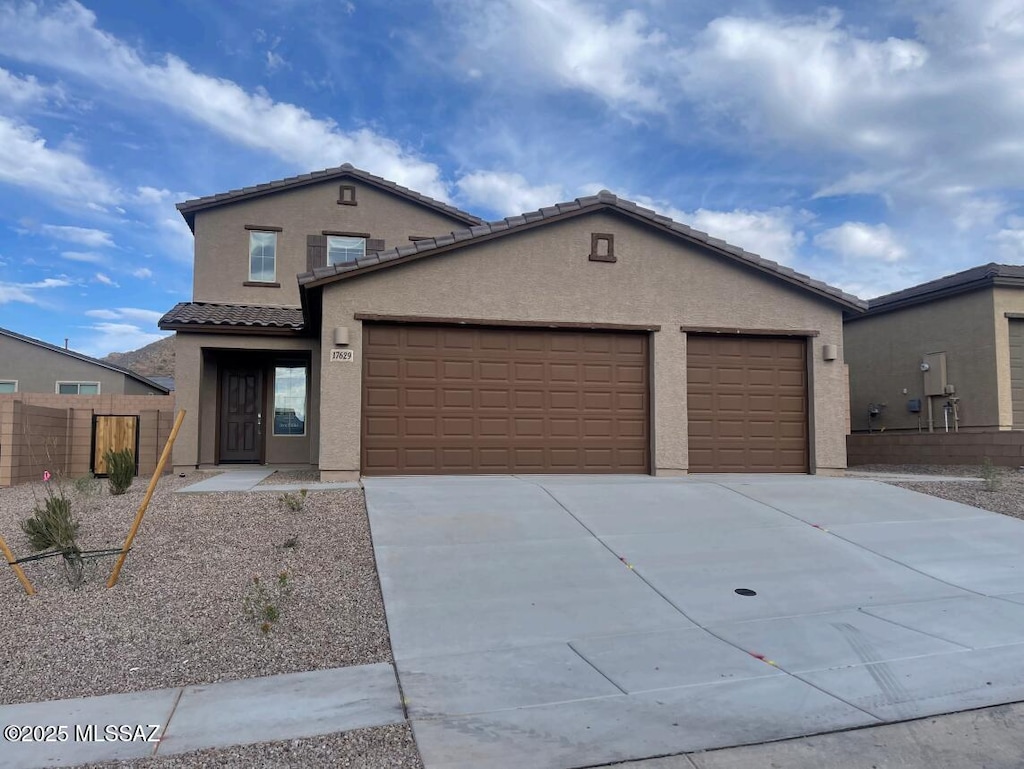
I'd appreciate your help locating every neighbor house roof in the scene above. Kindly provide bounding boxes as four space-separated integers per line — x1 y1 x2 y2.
852 263 1024 319
176 164 485 232
159 302 305 333
0 326 170 393
297 190 867 313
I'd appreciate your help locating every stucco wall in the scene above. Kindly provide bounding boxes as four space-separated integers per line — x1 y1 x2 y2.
191 179 473 308
173 332 320 469
991 287 1024 428
0 335 164 395
316 210 849 476
845 289 998 432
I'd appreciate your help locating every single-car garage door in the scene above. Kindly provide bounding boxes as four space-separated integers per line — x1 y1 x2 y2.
687 335 808 473
362 323 649 475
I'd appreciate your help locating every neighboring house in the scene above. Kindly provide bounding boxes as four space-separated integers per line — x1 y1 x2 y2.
846 264 1024 434
0 326 170 396
161 164 866 479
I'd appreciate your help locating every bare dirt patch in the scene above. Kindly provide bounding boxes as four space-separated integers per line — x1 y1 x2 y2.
0 473 390 705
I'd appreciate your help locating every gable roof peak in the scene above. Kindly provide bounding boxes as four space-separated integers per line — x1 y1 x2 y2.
175 163 484 231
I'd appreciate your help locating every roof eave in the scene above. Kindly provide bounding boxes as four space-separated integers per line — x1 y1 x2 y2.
850 275 1021 320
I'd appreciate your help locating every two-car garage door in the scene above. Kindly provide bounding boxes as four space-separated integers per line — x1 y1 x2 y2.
360 323 809 475
362 324 650 474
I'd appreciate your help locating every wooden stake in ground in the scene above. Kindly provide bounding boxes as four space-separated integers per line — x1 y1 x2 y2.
0 535 35 596
107 409 186 588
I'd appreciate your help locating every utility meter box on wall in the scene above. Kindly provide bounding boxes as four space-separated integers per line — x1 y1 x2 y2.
922 352 947 396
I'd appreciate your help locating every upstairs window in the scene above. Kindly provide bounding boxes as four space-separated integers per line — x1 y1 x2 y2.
327 235 365 266
0 380 17 393
249 230 277 282
57 382 99 395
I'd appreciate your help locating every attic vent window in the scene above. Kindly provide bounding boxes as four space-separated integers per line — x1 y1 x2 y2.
338 184 357 206
589 233 616 263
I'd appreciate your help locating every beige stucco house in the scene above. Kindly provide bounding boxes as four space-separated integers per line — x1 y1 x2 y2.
161 165 866 479
0 326 169 396
846 263 1024 434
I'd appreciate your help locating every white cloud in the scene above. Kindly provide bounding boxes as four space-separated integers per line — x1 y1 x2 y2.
440 0 667 115
0 1 449 200
61 250 107 264
814 222 908 262
84 308 117 320
456 171 565 216
991 216 1024 261
0 66 55 107
0 275 73 305
77 322 169 357
94 272 119 287
21 277 73 289
42 224 114 247
266 50 287 73
132 267 153 279
85 306 163 323
0 116 118 205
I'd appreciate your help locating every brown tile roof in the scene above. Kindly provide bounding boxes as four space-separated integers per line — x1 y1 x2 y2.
176 164 484 231
159 302 305 331
297 190 867 312
0 326 170 393
855 263 1024 318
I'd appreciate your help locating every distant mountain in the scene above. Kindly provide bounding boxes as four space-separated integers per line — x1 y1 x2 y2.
103 335 175 378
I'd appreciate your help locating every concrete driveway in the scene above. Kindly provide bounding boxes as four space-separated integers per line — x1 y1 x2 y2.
363 475 1024 769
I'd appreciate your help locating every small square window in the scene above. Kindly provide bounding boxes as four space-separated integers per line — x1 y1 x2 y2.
249 231 277 282
589 233 616 262
328 236 366 265
0 380 17 393
338 184 357 206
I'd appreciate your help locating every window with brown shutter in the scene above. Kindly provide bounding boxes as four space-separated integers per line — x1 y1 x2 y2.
307 234 327 271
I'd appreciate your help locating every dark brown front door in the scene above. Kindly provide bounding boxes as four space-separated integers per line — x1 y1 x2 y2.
220 367 263 463
361 323 650 475
687 335 809 473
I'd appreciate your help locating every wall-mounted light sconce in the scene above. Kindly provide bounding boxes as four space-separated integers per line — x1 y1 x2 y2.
333 327 350 346
822 343 837 361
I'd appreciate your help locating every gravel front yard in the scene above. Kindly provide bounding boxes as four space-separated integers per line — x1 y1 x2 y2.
75 724 423 769
0 472 390 705
864 463 1024 520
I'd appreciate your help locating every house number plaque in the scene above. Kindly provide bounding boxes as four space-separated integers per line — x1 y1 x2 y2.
330 349 354 362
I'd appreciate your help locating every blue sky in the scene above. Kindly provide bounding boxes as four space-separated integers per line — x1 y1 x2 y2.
1 0 1022 357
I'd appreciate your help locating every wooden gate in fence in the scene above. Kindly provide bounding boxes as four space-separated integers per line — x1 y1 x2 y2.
92 415 139 476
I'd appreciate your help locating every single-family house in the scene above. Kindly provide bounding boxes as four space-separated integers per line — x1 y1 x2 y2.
846 264 1024 435
0 326 170 396
161 164 866 478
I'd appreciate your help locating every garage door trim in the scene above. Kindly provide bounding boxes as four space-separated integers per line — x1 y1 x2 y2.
355 312 661 332
681 325 819 337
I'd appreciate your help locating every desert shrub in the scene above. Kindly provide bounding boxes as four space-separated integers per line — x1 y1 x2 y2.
980 457 1002 492
243 572 293 634
73 472 100 496
22 485 79 553
280 488 307 512
104 448 136 495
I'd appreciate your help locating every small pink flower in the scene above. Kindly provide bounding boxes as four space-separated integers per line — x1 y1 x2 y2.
42 471 51 482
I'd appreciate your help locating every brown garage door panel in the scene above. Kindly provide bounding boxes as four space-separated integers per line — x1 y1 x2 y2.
362 324 649 475
686 335 809 473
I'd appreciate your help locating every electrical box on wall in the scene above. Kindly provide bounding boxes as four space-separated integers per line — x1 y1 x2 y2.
922 352 947 396
907 398 922 413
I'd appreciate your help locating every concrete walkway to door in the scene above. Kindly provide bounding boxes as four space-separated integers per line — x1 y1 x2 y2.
364 474 1024 769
